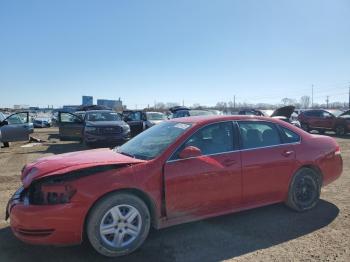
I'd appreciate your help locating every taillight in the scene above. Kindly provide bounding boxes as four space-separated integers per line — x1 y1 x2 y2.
40 184 76 204
335 145 341 156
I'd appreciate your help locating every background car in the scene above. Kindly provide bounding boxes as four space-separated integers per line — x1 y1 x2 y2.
240 106 301 128
171 109 215 118
58 110 130 147
122 110 148 137
7 115 342 257
144 112 167 128
0 112 33 145
298 109 349 135
33 117 52 128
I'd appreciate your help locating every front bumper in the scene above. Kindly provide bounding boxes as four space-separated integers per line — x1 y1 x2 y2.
6 188 85 246
84 132 130 145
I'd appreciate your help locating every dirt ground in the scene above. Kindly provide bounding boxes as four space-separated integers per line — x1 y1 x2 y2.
0 128 349 262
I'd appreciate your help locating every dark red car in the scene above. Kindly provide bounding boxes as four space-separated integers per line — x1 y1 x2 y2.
298 109 350 135
6 116 342 257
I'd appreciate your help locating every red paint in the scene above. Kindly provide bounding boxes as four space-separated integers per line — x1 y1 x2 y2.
8 115 343 246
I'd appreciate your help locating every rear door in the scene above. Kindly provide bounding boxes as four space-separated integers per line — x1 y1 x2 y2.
164 121 242 219
0 112 31 142
58 112 84 140
238 121 297 205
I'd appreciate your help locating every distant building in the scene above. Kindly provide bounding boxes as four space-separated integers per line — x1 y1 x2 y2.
97 98 123 111
82 96 93 106
13 104 29 110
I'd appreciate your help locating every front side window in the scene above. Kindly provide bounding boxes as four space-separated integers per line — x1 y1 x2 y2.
116 121 192 160
6 113 28 125
322 111 333 118
172 121 234 159
238 121 281 149
60 112 83 123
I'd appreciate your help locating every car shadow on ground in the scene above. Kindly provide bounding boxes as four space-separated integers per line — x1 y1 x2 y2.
0 200 339 262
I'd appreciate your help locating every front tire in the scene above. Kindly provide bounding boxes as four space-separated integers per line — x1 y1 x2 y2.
285 168 321 212
301 123 309 132
87 193 151 257
335 125 346 136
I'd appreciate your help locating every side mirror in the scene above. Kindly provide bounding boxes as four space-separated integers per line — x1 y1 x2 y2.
0 120 8 126
179 146 202 159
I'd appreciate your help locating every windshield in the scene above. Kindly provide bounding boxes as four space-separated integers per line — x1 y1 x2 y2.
329 110 344 117
115 121 192 160
86 111 121 121
0 112 4 122
146 112 166 120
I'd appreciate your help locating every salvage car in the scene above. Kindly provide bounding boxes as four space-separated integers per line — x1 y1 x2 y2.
33 117 52 128
58 110 130 147
0 112 33 145
240 106 301 128
145 111 166 127
298 109 349 135
6 115 342 257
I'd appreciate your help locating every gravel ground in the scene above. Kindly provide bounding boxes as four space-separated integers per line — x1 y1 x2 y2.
0 128 349 262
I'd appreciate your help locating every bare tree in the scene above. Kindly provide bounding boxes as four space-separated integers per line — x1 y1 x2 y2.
300 96 310 108
281 98 296 106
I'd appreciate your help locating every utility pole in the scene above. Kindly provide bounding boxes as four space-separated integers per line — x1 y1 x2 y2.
233 95 236 109
326 96 329 109
311 84 314 108
182 99 184 106
348 84 350 109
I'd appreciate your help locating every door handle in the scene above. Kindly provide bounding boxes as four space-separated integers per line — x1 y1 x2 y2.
223 159 237 166
281 150 294 157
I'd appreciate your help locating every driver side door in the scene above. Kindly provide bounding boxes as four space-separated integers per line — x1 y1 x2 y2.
0 112 31 142
164 121 242 220
58 112 84 140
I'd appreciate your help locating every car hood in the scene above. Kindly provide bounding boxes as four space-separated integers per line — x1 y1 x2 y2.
21 148 145 188
271 106 295 118
339 110 350 118
85 121 126 127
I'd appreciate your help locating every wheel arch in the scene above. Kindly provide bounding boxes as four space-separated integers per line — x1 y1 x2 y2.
82 187 159 242
288 164 324 189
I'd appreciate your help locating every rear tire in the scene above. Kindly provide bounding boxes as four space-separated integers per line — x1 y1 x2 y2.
285 168 321 212
87 193 151 257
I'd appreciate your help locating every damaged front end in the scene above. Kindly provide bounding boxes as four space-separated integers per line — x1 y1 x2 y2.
6 164 131 220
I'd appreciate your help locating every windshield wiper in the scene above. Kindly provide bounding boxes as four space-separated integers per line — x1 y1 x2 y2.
119 151 136 158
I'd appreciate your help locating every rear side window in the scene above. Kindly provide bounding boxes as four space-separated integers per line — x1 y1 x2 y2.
238 121 281 149
281 127 301 143
304 110 321 117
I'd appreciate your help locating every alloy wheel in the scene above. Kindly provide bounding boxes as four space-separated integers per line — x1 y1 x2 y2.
99 205 142 248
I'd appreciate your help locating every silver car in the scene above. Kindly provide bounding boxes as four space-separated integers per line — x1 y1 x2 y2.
0 112 33 145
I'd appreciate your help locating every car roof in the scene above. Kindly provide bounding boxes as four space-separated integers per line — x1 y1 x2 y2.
169 115 282 124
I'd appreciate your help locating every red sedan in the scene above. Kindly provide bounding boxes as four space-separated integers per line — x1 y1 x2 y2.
6 116 342 257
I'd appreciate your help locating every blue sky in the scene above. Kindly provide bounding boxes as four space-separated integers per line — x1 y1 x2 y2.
0 0 349 108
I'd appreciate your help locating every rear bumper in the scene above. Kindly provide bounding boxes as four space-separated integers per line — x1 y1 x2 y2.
7 191 85 246
322 155 343 186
